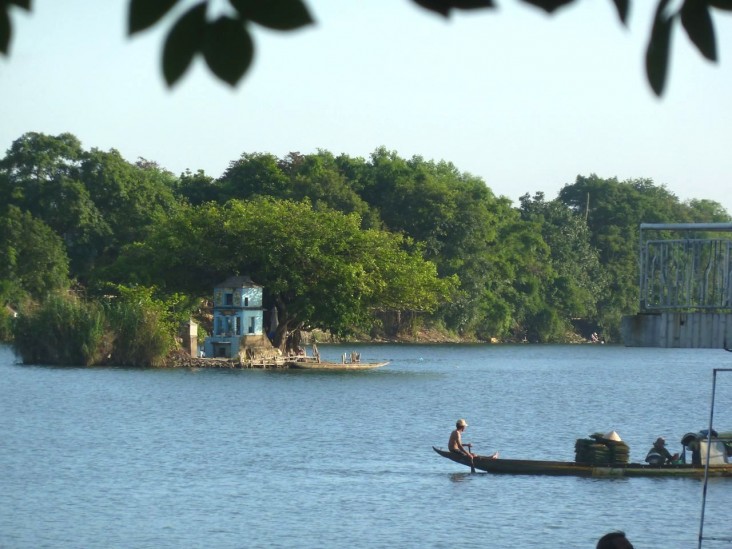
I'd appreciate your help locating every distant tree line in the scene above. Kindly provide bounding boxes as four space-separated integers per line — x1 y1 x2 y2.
1 132 730 363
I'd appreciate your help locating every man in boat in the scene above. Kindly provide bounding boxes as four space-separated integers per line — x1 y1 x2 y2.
449 419 475 461
448 419 499 463
645 436 679 465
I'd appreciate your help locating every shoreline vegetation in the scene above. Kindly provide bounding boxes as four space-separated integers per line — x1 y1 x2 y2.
136 326 597 369
4 303 596 369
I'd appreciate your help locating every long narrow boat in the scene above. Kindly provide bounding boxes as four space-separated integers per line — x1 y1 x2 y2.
288 360 390 370
432 447 732 478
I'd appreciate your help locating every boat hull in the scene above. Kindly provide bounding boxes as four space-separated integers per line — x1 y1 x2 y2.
432 447 732 478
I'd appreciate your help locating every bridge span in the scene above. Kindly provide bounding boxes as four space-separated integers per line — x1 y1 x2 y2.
621 223 732 348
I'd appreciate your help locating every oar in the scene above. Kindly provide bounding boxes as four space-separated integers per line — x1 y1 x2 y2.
465 443 476 473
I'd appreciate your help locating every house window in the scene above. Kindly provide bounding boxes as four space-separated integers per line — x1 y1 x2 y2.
236 317 241 335
244 296 249 306
225 293 233 306
248 317 255 334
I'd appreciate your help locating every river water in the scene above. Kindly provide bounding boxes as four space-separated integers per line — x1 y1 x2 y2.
2 343 732 548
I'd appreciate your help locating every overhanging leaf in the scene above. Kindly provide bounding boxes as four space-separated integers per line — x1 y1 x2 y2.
680 0 716 61
645 0 674 96
411 0 495 17
0 8 9 55
611 0 630 25
229 0 314 30
519 0 575 13
129 0 181 35
202 16 253 86
438 0 495 8
1 0 30 56
162 2 206 87
708 0 732 10
5 0 31 9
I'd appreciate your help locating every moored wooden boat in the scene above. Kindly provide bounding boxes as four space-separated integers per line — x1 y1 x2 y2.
432 447 732 478
288 359 389 370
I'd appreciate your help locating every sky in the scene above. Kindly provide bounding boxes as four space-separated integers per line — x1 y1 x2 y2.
2 0 732 214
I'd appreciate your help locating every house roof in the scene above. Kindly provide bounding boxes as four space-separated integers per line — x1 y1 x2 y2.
215 275 262 289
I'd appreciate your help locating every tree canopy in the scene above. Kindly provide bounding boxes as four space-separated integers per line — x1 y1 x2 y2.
0 132 180 281
109 197 456 347
2 0 732 95
2 131 730 350
0 205 70 299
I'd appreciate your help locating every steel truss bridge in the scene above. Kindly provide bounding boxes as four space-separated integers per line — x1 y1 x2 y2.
640 223 732 313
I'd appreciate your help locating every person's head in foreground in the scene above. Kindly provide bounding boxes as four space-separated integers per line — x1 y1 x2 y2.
596 531 633 549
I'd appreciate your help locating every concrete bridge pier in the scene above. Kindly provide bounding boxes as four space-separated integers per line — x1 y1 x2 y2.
622 312 732 348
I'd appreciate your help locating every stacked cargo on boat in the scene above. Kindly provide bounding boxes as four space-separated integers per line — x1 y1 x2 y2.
575 431 629 465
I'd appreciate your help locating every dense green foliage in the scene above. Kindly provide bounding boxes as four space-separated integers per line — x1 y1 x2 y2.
13 294 108 366
1 131 730 363
0 205 70 299
12 289 177 367
0 133 179 282
519 192 607 340
109 198 456 347
102 286 179 367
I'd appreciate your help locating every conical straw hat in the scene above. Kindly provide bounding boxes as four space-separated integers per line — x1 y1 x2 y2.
604 430 622 441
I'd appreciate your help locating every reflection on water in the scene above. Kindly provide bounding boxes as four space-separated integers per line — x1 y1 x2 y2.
1 343 732 548
448 472 475 483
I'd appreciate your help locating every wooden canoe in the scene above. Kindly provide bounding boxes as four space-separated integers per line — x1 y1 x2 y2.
432 447 732 478
288 360 390 370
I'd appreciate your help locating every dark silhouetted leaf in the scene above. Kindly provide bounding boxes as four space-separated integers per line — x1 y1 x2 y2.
611 0 630 25
1 0 31 56
203 16 253 86
129 0 180 35
5 0 31 9
519 0 575 13
680 0 716 60
454 0 494 5
646 0 674 96
411 0 495 17
162 2 206 87
229 0 314 30
708 0 732 10
0 8 9 55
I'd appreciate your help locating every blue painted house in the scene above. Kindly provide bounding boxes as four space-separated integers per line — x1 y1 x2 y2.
203 276 268 359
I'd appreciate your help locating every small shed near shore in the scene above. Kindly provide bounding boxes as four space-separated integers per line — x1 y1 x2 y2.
203 276 274 359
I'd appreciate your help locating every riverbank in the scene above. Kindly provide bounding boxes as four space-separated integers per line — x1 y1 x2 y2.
328 326 592 345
